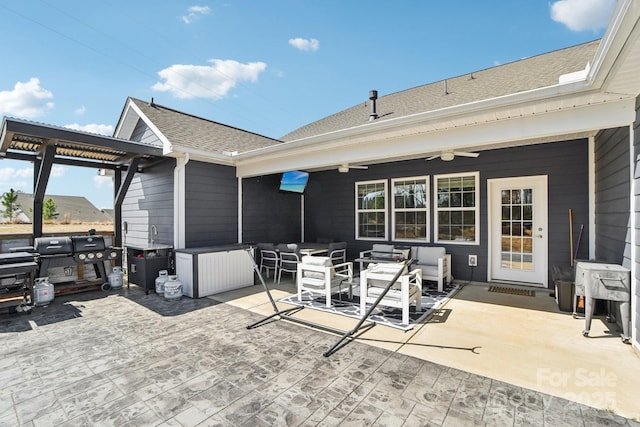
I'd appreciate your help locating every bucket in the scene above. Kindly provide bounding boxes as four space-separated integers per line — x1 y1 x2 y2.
155 270 169 295
108 267 124 290
33 277 55 306
163 275 183 301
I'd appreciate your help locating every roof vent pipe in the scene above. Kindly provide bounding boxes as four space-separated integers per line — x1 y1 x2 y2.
369 90 378 121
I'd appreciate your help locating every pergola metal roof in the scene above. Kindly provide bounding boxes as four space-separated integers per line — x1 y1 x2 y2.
1 117 163 169
0 117 165 242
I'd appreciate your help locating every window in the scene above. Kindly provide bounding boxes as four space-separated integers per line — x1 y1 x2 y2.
435 172 479 244
392 176 429 241
356 180 387 240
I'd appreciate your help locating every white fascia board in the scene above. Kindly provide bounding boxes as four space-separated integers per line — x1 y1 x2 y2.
163 145 236 166
234 78 594 164
112 100 136 139
118 100 173 155
235 97 636 177
586 0 638 88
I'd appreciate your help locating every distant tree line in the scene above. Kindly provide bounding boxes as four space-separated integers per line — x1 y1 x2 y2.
1 189 59 222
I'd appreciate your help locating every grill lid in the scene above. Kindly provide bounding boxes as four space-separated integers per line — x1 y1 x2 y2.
34 237 73 255
71 235 106 252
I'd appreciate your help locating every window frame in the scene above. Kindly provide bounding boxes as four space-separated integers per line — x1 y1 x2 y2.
434 171 480 245
355 179 388 241
391 176 430 243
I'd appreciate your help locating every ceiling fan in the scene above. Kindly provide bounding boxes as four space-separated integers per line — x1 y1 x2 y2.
338 163 368 173
426 150 479 161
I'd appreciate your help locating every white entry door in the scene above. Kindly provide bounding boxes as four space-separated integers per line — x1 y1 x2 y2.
488 176 548 286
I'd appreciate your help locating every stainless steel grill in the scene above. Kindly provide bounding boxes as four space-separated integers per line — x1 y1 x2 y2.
34 235 122 284
574 261 631 343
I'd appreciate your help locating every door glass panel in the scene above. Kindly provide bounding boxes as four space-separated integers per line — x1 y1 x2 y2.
500 186 534 271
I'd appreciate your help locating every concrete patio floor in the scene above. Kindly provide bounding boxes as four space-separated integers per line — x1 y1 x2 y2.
0 278 638 426
215 278 640 421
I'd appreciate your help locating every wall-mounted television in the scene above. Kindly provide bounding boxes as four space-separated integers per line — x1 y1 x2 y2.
279 170 309 193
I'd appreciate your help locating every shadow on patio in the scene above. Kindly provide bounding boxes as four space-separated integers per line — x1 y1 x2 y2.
212 277 640 420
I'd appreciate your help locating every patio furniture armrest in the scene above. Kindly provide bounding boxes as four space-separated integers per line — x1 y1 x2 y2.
359 249 372 258
410 247 450 292
333 261 353 281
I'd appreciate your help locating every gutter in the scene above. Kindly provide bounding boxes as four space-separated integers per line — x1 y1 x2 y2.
233 77 595 163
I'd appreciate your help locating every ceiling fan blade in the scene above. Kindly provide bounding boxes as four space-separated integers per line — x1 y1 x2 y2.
338 164 368 173
453 151 479 158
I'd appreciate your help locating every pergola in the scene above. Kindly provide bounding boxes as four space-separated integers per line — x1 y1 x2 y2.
0 117 164 246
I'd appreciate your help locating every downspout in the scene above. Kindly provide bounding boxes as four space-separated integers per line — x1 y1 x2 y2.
174 153 189 248
301 194 305 243
588 136 596 259
629 123 637 349
237 177 242 244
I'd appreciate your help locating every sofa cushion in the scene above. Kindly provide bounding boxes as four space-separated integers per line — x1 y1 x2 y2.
371 244 395 260
368 263 406 275
366 263 409 288
301 256 333 279
415 247 446 266
412 264 440 278
302 255 331 266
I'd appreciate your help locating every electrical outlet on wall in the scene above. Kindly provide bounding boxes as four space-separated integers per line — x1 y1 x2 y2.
468 255 478 267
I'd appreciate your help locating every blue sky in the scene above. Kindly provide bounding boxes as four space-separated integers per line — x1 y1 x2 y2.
0 0 616 210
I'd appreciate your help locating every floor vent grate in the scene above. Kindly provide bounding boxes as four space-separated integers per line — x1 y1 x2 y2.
488 286 535 297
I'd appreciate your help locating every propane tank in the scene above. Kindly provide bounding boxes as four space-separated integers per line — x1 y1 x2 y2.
33 277 55 306
155 270 169 295
108 266 124 290
163 275 183 301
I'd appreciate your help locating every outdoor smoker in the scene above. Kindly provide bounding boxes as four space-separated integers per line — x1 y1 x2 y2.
0 251 38 312
574 261 631 343
33 233 122 287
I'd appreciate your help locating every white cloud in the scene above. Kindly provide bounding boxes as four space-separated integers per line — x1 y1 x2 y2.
64 123 114 136
152 59 267 99
288 38 320 52
75 105 86 115
50 165 66 178
182 5 211 24
550 0 616 32
93 175 113 189
0 167 32 181
0 167 32 192
0 78 54 118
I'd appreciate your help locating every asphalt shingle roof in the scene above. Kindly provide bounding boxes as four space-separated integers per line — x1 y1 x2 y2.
281 40 600 141
130 98 283 153
14 193 111 223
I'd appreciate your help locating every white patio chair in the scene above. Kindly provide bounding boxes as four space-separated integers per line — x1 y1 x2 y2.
257 243 279 282
297 255 353 307
360 263 422 325
409 246 451 292
277 243 301 284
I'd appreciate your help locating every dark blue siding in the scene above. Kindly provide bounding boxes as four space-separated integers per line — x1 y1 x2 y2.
184 161 238 247
595 126 630 264
121 119 174 247
304 139 590 286
121 163 175 248
242 174 302 244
